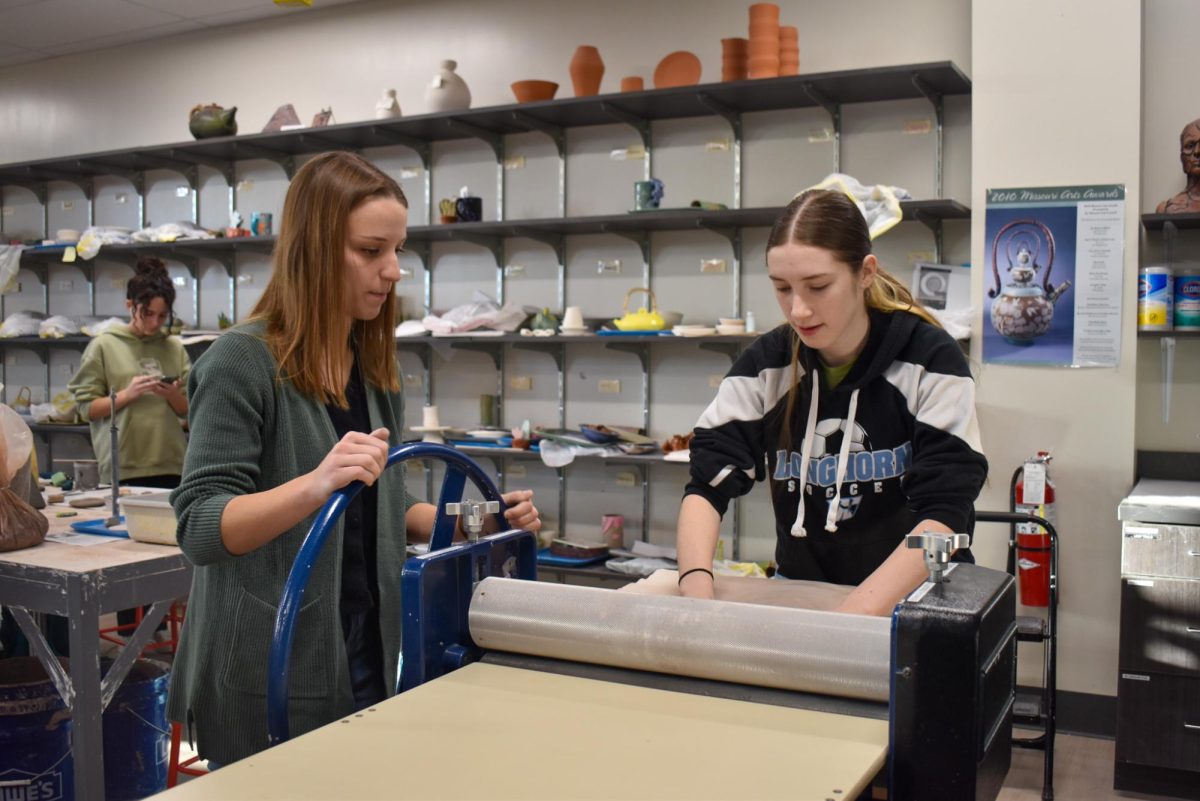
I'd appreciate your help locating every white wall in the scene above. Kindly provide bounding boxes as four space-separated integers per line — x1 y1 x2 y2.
1136 0 1200 452
971 0 1142 696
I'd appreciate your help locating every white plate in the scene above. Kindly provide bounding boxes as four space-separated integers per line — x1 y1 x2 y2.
466 429 507 440
673 326 716 337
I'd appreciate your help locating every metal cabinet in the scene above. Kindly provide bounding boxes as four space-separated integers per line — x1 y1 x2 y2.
1115 480 1200 800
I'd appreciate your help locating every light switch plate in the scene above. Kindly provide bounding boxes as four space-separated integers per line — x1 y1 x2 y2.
616 471 636 487
597 259 621 275
701 258 727 274
510 375 533 391
505 264 526 278
598 378 621 393
403 373 422 387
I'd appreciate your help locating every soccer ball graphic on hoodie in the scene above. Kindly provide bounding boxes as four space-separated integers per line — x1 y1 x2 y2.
807 417 869 524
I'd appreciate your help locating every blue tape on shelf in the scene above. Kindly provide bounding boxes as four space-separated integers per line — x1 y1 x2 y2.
70 517 128 538
536 547 609 567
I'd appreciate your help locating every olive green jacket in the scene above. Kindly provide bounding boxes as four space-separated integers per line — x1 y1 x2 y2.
168 321 418 765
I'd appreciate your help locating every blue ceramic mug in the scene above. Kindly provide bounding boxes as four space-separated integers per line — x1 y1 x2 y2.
455 196 483 222
634 178 665 211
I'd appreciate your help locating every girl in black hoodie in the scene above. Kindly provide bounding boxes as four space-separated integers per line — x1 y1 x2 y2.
677 189 987 615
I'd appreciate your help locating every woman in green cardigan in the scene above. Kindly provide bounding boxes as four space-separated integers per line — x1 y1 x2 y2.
168 151 541 767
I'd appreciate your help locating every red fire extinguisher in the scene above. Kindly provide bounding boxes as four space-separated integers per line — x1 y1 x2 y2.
1013 451 1055 607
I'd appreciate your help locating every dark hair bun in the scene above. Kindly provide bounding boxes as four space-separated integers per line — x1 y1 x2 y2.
134 256 168 278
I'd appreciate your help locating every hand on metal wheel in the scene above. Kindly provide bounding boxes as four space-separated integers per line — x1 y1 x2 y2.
499 489 541 533
308 427 389 500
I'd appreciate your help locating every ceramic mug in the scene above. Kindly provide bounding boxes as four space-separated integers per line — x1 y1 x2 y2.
455 196 483 222
562 306 584 329
633 178 664 211
74 460 99 491
479 394 497 427
250 212 272 236
601 514 624 549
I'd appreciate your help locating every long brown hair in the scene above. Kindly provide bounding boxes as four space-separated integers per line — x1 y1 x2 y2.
250 151 406 406
769 188 939 448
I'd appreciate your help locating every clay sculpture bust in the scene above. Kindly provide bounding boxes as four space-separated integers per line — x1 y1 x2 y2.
1157 118 1200 213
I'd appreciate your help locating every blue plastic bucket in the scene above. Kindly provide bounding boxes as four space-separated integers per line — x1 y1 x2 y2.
102 659 169 801
0 656 74 801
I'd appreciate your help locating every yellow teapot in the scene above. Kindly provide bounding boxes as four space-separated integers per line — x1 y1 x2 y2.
613 287 665 331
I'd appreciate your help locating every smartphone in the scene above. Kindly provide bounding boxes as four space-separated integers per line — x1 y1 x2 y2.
159 376 177 384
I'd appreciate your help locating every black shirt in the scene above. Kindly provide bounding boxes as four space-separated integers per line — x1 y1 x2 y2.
325 357 379 613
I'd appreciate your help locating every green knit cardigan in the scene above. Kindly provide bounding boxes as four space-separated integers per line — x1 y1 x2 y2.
168 321 418 764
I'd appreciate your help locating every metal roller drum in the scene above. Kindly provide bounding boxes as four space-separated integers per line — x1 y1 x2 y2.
468 578 892 702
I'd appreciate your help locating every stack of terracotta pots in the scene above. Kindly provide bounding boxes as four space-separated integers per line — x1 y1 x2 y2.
748 3 780 79
779 25 799 75
721 37 748 81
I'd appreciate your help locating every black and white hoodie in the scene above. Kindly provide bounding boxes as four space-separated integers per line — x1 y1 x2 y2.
685 309 987 584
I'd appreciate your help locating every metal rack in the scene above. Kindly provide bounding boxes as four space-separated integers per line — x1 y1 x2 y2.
1 60 971 551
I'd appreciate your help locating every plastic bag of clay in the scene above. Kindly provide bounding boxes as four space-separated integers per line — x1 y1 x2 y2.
38 315 81 339
807 173 909 240
422 290 527 334
80 316 126 337
29 392 78 424
0 486 48 551
0 406 45 552
0 311 47 338
0 245 24 294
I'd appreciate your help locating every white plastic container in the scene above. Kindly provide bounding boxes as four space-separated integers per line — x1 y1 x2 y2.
118 491 178 545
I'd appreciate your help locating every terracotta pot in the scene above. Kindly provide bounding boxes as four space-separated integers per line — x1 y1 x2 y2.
569 45 604 97
511 80 559 103
620 76 644 92
779 26 799 76
721 37 748 82
749 2 780 22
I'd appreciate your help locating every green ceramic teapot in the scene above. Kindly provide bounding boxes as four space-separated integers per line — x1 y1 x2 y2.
189 104 238 140
531 308 559 330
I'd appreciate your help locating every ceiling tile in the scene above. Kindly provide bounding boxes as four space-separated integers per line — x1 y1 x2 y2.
124 0 278 22
0 0 187 49
38 18 202 55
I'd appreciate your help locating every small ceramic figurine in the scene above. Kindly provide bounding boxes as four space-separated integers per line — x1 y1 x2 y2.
262 103 301 133
375 88 402 119
1157 118 1200 213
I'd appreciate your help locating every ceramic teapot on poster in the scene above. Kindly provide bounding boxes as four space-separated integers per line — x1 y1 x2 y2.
987 220 1071 346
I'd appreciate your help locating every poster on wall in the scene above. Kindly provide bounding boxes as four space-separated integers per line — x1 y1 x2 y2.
983 184 1125 367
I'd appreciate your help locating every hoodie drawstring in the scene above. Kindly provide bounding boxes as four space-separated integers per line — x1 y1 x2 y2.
824 388 860 533
789 376 820 538
789 379 861 538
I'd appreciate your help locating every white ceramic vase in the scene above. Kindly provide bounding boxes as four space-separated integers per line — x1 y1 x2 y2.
375 88 401 119
424 60 471 113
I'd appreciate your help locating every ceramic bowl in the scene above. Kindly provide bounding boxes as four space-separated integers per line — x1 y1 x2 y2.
718 317 744 326
661 310 684 328
653 51 702 89
511 80 559 103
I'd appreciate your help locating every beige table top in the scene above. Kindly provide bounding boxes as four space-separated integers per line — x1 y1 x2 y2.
153 662 888 801
0 489 182 574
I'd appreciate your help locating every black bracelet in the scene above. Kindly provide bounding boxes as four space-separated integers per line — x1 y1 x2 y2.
677 567 715 585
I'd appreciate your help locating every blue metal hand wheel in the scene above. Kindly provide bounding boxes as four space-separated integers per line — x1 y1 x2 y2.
266 442 507 746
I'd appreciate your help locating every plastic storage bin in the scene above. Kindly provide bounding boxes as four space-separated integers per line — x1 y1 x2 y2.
118 492 177 545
